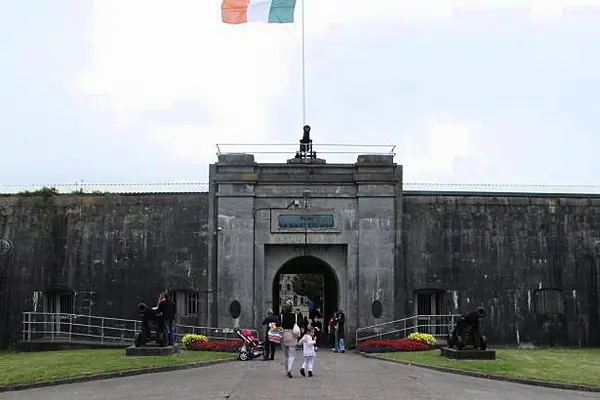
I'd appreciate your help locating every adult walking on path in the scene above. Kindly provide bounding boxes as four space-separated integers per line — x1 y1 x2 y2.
278 300 301 378
261 309 278 361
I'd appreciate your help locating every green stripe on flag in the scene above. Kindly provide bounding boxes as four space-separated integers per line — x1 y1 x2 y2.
268 0 297 23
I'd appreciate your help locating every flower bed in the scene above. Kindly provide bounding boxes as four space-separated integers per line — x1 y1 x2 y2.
407 332 437 346
182 334 208 348
358 338 432 353
182 334 242 353
188 339 242 352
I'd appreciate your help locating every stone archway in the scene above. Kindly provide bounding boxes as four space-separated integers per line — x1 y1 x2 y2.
272 255 339 323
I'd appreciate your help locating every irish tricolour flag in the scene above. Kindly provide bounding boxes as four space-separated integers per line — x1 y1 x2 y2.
222 0 297 24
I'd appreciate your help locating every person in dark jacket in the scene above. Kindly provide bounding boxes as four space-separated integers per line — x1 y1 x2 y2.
156 291 176 346
309 305 321 322
328 315 336 350
334 310 346 353
261 309 279 361
312 317 322 350
294 309 305 349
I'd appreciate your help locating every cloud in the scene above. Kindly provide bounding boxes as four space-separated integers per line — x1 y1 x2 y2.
78 0 301 157
402 119 474 175
78 0 588 166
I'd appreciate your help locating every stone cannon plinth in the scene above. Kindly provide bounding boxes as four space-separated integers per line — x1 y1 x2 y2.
441 346 496 360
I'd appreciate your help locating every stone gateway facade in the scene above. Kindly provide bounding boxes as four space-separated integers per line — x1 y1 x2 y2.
1 151 600 349
209 153 402 338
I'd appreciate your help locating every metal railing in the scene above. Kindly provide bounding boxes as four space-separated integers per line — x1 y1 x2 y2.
215 143 397 156
355 314 461 348
174 324 257 343
21 312 258 345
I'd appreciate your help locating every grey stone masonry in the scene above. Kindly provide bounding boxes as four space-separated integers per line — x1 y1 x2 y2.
208 153 403 345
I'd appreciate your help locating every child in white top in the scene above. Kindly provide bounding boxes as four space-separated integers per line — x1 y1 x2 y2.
298 327 317 377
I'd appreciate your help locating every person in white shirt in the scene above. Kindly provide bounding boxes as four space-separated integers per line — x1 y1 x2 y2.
298 327 317 377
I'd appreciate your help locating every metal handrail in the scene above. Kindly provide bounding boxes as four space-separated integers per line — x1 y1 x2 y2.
355 314 459 334
355 314 461 347
20 312 140 324
21 312 258 345
356 315 413 331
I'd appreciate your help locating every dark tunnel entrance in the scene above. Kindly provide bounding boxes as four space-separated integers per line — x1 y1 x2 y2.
272 255 339 336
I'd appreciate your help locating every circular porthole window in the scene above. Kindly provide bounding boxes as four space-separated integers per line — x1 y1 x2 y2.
229 300 241 319
0 239 12 257
371 300 383 319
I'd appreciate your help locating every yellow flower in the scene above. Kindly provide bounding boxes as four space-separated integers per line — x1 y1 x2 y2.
182 334 209 347
408 332 436 346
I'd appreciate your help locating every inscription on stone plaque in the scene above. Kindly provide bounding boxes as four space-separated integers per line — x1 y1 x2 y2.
277 214 334 228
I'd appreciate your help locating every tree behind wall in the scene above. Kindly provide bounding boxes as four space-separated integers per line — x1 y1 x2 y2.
292 273 324 303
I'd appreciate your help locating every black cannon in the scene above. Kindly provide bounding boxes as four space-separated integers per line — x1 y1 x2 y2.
447 307 488 350
134 302 166 347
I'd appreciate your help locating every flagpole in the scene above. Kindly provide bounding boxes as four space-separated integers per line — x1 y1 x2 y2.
301 0 306 126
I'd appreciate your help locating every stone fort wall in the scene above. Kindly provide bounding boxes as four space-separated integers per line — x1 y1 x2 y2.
0 193 211 348
1 190 599 347
403 192 600 346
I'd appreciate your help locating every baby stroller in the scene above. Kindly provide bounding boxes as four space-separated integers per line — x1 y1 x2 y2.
234 328 263 361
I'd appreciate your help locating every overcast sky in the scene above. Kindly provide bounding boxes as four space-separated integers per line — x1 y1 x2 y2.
1 1 599 193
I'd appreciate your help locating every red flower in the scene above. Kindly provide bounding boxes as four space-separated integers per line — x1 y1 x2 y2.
186 339 242 352
358 338 431 353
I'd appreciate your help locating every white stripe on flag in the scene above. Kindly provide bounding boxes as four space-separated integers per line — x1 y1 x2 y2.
247 0 273 23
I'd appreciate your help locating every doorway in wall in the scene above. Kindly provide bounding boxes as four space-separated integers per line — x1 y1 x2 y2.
414 289 447 335
272 256 339 335
44 290 74 334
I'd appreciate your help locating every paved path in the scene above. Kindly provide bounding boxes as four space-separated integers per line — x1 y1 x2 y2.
2 350 599 400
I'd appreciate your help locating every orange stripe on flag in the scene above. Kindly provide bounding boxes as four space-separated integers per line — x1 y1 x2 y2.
222 0 250 24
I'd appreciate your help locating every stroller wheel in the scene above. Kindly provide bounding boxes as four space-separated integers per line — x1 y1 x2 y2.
238 351 249 361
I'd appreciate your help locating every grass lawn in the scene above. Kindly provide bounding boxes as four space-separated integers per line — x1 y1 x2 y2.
0 349 233 387
377 348 600 388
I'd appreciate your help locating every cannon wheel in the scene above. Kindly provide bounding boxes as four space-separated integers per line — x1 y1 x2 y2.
157 331 166 347
238 351 249 361
135 332 146 347
480 335 488 351
447 335 455 349
472 333 481 349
